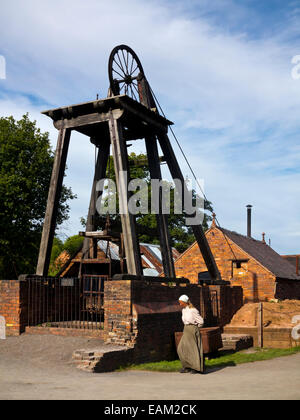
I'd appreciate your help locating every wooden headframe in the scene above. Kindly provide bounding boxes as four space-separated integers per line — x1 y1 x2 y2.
37 83 221 281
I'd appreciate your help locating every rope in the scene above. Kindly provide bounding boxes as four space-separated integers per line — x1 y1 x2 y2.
148 84 238 261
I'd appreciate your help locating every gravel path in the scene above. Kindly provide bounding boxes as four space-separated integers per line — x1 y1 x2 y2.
1 334 300 400
0 334 121 372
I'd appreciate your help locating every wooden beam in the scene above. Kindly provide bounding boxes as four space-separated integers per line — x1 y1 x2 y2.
108 111 143 276
36 128 71 276
53 109 123 130
145 135 175 277
257 302 263 348
82 138 110 258
117 97 169 133
157 133 222 282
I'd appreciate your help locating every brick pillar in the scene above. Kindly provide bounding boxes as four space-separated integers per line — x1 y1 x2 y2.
104 280 136 346
0 280 28 336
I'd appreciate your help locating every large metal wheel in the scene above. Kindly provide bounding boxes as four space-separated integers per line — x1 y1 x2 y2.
108 45 144 101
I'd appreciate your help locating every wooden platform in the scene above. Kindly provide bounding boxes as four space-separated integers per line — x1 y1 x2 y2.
42 94 173 141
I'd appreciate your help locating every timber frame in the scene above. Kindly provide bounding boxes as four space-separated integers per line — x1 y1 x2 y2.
37 48 223 284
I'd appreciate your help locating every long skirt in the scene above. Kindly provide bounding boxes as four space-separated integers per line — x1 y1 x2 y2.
177 325 205 373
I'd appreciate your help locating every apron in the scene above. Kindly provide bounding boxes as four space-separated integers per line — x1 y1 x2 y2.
177 324 205 373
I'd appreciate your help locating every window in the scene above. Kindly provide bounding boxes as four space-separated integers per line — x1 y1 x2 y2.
232 260 248 277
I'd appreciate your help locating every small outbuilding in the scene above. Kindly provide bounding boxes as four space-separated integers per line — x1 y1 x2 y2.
174 218 300 302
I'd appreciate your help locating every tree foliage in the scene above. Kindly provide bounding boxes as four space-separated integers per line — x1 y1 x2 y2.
83 152 213 254
49 234 84 276
0 114 76 279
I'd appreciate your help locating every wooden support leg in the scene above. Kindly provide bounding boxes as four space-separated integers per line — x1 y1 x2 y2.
157 133 221 282
145 135 175 277
108 111 142 276
36 128 71 276
82 139 110 259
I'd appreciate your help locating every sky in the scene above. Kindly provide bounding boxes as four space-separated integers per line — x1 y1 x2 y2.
0 0 300 254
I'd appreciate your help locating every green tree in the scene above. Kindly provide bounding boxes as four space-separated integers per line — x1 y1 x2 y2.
82 152 213 253
48 236 64 276
49 234 84 276
63 234 84 256
0 114 76 279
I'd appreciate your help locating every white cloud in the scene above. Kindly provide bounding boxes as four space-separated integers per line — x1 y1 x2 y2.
0 0 300 253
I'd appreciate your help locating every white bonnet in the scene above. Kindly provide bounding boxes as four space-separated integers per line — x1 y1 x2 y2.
178 294 189 303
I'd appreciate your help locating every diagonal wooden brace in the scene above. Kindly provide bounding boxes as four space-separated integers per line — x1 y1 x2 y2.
36 127 71 276
157 132 222 282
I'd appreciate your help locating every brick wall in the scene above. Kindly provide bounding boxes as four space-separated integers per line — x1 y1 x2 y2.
175 227 278 302
0 280 28 336
223 325 300 349
104 279 243 364
276 279 300 300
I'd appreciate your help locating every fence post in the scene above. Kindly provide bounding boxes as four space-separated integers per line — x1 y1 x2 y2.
257 302 263 348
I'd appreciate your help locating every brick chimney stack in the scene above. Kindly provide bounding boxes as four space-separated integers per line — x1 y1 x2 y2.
211 212 216 227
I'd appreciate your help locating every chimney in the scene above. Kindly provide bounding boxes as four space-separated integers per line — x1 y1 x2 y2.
262 232 266 244
246 205 252 238
211 212 216 228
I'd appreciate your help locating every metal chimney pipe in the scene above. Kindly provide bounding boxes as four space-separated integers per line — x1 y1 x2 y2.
246 205 252 238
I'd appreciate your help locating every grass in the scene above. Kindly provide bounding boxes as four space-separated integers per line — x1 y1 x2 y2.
117 346 300 373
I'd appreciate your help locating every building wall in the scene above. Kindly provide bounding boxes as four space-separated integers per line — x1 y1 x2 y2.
276 279 300 300
104 279 243 363
223 325 300 349
0 280 28 336
175 227 277 302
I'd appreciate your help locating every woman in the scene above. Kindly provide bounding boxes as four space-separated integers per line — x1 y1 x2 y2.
177 294 205 374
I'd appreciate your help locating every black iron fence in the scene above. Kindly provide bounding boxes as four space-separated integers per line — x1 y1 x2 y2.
27 275 108 330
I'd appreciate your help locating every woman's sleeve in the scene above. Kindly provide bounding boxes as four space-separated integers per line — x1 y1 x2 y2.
193 308 204 327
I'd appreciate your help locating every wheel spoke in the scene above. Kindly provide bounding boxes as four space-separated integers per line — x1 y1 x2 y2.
132 82 140 97
130 84 138 101
129 55 135 75
126 50 130 73
112 68 125 79
121 49 128 73
116 52 126 74
130 64 139 76
113 59 125 76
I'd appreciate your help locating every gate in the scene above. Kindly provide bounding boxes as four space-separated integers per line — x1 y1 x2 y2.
199 288 219 326
27 275 108 330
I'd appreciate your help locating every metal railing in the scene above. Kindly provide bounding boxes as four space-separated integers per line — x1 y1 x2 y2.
27 275 107 330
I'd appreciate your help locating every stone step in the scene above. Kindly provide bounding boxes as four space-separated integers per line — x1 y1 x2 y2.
72 346 133 372
221 334 253 351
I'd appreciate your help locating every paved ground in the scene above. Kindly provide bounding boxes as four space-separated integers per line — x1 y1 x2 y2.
0 334 299 400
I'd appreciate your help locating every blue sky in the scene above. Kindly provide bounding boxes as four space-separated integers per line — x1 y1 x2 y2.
0 0 300 255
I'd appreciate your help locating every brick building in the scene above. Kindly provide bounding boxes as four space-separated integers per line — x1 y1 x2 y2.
281 254 299 276
174 218 300 302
